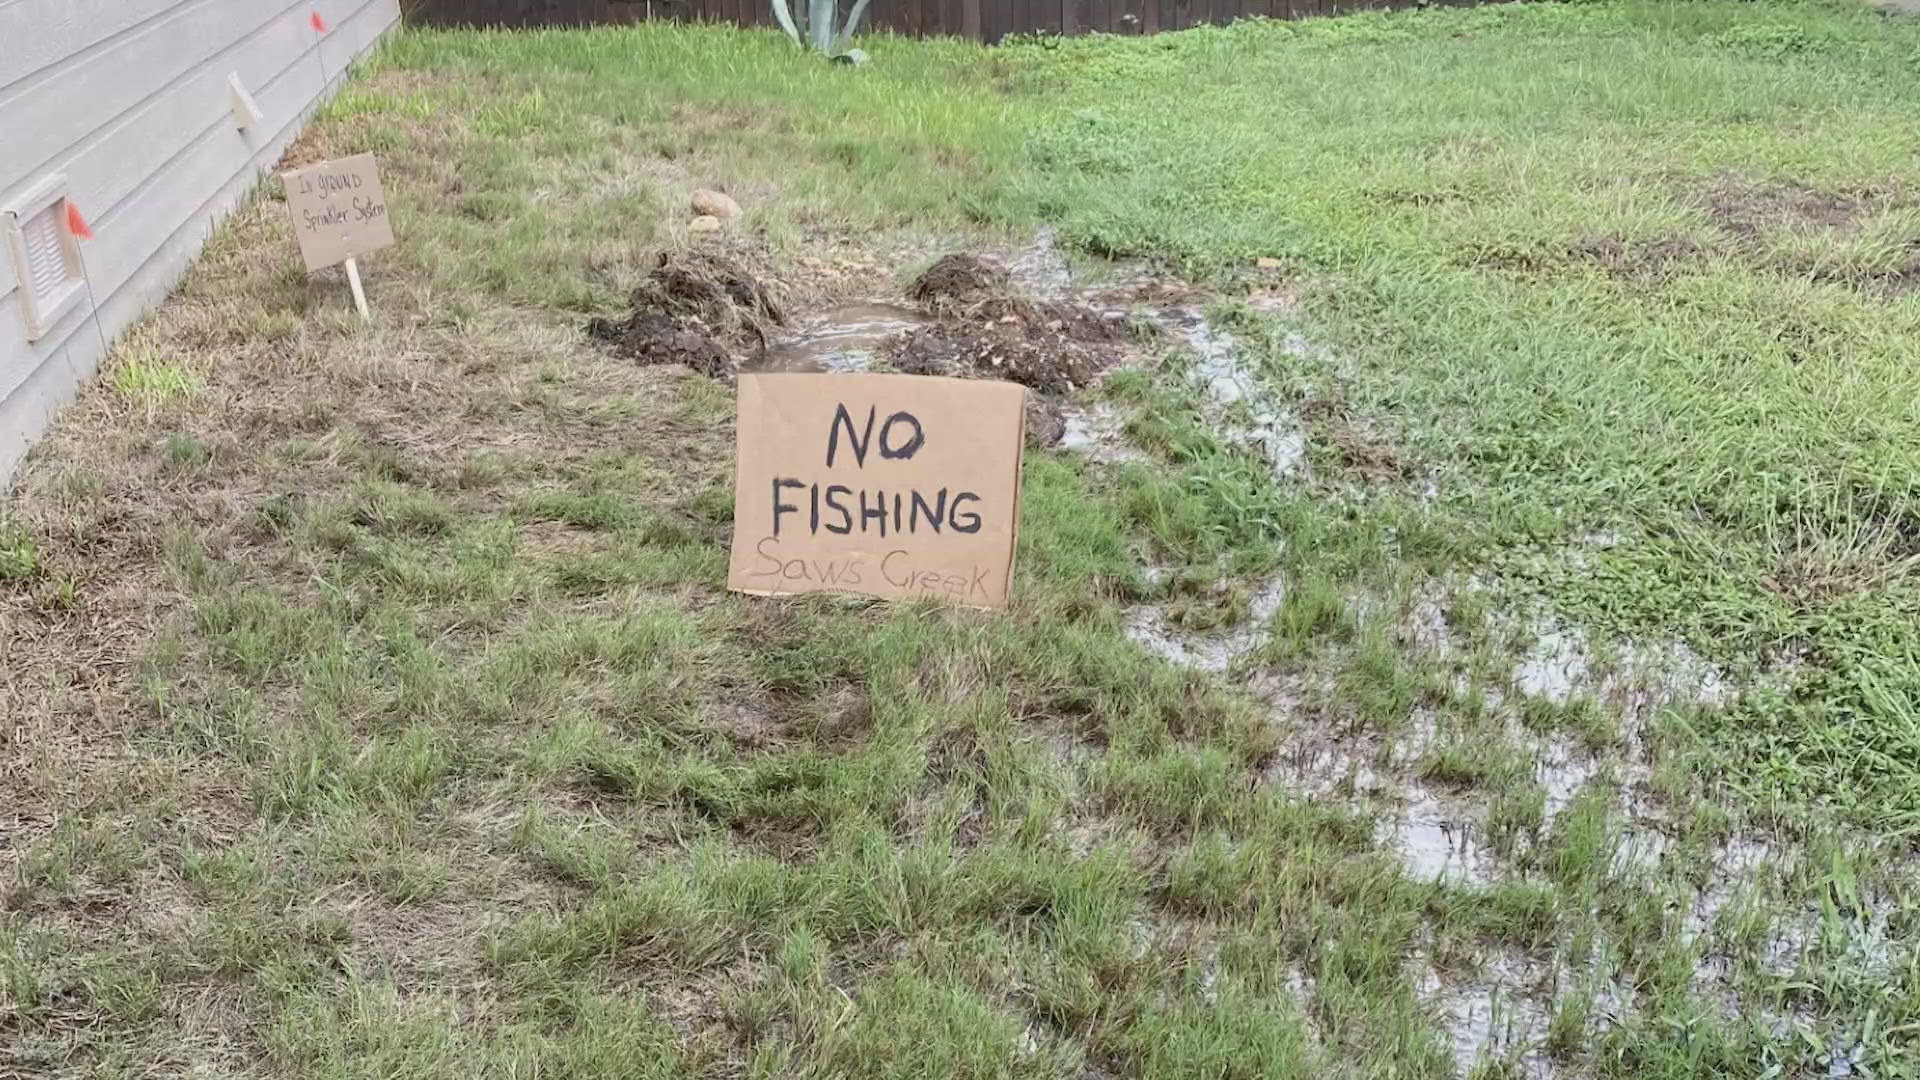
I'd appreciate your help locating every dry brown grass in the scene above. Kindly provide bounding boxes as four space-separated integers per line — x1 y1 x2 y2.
0 35 1063 1073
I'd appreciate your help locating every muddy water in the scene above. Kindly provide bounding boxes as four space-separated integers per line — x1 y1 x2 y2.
1008 226 1075 296
755 301 930 373
1384 787 1492 887
1157 309 1307 477
1419 957 1556 1080
1514 624 1727 707
1122 572 1288 676
1028 267 1910 1075
1055 310 1304 488
1058 403 1139 462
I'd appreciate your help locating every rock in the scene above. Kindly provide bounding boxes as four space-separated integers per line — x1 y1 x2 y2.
689 215 723 234
1255 257 1283 271
1024 395 1066 449
830 48 870 66
690 189 741 220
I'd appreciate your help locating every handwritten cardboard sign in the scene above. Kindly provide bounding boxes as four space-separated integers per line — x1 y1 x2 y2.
728 373 1026 609
283 154 393 272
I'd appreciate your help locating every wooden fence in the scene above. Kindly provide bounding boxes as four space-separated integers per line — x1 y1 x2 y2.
407 0 1476 43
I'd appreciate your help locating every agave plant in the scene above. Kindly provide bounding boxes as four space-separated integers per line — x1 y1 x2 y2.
770 0 872 55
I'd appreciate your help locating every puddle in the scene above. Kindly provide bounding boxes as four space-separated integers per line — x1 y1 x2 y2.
1007 226 1074 297
1608 828 1671 877
1043 300 1308 476
1513 629 1589 701
1537 740 1606 821
1158 309 1307 478
1174 311 1257 405
1382 787 1493 887
1267 733 1386 798
1393 580 1732 721
1514 621 1728 710
1123 572 1287 676
757 301 930 373
1418 956 1556 1079
1058 403 1144 465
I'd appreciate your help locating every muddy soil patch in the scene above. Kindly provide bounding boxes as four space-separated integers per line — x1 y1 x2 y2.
595 249 1157 448
1468 236 1703 283
1689 177 1905 237
1570 235 1702 281
587 250 787 379
890 254 1143 399
1301 392 1411 482
910 253 1013 309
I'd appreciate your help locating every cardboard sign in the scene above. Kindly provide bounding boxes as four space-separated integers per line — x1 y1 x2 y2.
283 154 393 272
728 373 1026 609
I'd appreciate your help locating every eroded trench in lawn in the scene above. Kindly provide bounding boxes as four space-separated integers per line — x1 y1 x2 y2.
580 230 1907 1074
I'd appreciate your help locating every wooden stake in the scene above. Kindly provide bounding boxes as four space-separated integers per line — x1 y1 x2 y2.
343 256 370 322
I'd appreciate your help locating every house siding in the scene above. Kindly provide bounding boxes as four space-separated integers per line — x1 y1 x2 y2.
0 0 401 480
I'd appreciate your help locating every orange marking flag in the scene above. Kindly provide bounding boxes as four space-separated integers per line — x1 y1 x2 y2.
65 203 92 241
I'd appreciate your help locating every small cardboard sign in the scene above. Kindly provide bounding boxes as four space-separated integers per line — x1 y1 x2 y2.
282 154 393 272
728 373 1026 609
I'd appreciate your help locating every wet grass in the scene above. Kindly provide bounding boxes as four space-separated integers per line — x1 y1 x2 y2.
1010 0 1920 831
4 3 1920 1078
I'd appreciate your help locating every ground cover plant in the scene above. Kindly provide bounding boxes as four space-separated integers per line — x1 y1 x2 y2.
4 1 1920 1076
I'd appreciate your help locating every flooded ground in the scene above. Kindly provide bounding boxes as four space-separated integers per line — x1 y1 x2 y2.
758 301 929 372
1122 572 1288 676
1386 785 1494 886
1046 295 1919 1075
1419 955 1559 1079
1058 403 1143 464
1150 308 1307 478
585 231 1908 1078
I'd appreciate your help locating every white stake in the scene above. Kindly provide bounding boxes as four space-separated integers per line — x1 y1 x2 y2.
344 256 370 323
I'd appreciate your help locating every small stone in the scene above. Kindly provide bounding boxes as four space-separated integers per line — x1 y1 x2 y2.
690 189 741 220
1025 396 1066 449
830 48 870 66
1256 257 1283 270
688 215 723 234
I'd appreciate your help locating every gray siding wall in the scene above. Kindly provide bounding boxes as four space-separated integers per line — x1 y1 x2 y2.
0 0 402 481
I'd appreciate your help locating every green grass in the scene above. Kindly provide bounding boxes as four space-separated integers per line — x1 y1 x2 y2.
5 3 1920 1077
1007 0 1920 828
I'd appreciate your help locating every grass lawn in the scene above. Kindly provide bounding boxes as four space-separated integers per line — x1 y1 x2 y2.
6 1 1920 1076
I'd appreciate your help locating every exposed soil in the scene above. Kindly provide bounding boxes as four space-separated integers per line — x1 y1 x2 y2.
1470 236 1703 283
603 248 1155 449
889 254 1141 398
1023 396 1067 448
1569 235 1702 281
1694 178 1882 237
587 250 787 379
908 253 1012 309
891 254 1153 448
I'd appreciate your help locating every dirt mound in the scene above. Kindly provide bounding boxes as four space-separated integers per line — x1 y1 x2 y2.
591 249 1147 448
587 251 786 379
894 251 1150 447
909 254 1012 309
887 297 1135 398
